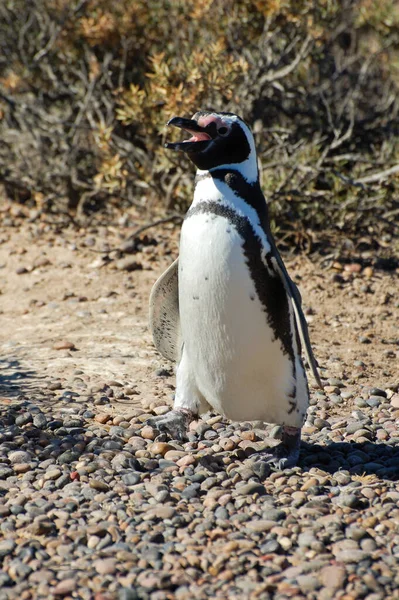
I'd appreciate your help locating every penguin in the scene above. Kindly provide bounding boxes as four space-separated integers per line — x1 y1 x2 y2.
148 111 321 470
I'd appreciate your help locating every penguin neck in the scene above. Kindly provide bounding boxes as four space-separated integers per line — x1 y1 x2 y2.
196 157 258 184
193 168 270 232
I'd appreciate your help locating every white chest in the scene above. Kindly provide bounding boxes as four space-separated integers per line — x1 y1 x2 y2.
178 204 296 423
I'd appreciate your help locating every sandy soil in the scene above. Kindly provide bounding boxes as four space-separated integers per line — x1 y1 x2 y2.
0 217 397 417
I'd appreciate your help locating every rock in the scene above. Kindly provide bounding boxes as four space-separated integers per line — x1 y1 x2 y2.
149 442 174 456
390 393 399 408
297 575 320 593
121 473 141 486
163 450 186 461
141 426 156 440
95 413 111 424
94 558 117 575
8 450 32 464
334 549 370 563
344 263 361 273
245 520 275 533
143 506 176 520
176 454 196 468
0 539 16 557
33 413 47 428
235 482 266 496
53 340 76 351
90 479 109 492
52 578 77 595
115 258 143 272
44 468 62 481
320 565 346 590
336 494 360 508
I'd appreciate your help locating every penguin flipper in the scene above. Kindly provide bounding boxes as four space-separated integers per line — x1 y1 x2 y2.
149 258 182 362
268 242 322 388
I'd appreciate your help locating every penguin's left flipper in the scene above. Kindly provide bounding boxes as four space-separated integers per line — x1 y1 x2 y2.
149 258 182 362
252 426 301 474
267 240 322 388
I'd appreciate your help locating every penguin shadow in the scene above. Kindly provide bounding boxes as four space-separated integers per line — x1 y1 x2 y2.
0 358 39 399
298 439 399 481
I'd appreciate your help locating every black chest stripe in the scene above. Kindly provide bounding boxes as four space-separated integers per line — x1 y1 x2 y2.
185 201 296 366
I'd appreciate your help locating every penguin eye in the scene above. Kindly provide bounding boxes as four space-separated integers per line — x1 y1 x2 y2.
217 126 229 137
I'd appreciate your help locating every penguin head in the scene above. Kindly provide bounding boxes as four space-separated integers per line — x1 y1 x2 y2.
165 111 258 182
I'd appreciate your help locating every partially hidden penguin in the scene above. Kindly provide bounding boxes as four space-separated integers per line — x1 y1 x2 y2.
148 110 322 470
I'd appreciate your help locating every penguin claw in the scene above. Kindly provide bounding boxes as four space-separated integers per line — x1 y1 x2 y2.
254 426 301 473
147 409 194 441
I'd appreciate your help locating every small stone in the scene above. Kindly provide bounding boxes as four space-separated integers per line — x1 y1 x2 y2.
8 450 32 465
363 266 373 278
334 472 351 485
15 413 32 426
334 549 369 563
90 479 109 492
245 520 275 533
94 558 117 575
390 394 399 408
336 494 359 508
0 539 16 557
116 258 143 272
236 482 266 496
48 381 63 391
298 532 317 548
33 413 47 428
297 575 320 593
141 426 156 440
44 469 62 481
320 565 346 590
314 418 330 430
30 520 54 535
52 578 77 595
143 506 176 520
344 263 362 273
176 454 196 468
13 463 31 474
53 340 76 351
149 442 174 456
95 414 111 424
301 477 320 491
121 472 141 486
164 450 186 461
367 387 387 398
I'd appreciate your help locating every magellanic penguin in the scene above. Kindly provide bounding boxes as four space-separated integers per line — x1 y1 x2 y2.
148 111 321 470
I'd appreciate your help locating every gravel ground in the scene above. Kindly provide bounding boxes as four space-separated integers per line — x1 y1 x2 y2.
0 218 398 599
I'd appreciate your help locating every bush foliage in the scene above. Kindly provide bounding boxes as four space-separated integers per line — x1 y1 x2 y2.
0 0 398 248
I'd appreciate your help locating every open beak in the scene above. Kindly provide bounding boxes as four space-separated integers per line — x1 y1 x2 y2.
165 117 213 153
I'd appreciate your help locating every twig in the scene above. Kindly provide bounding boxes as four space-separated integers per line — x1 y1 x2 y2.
357 164 399 184
260 34 312 85
125 214 182 242
332 170 366 190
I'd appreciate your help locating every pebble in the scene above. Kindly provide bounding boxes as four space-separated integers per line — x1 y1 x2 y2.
52 578 77 595
94 558 117 575
0 383 398 599
8 450 33 464
320 565 346 590
0 540 16 557
52 340 76 351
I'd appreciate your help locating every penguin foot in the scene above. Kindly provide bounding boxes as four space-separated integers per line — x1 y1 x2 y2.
147 408 195 441
254 426 301 473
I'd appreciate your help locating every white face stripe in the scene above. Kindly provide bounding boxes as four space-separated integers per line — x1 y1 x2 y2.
195 113 259 183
